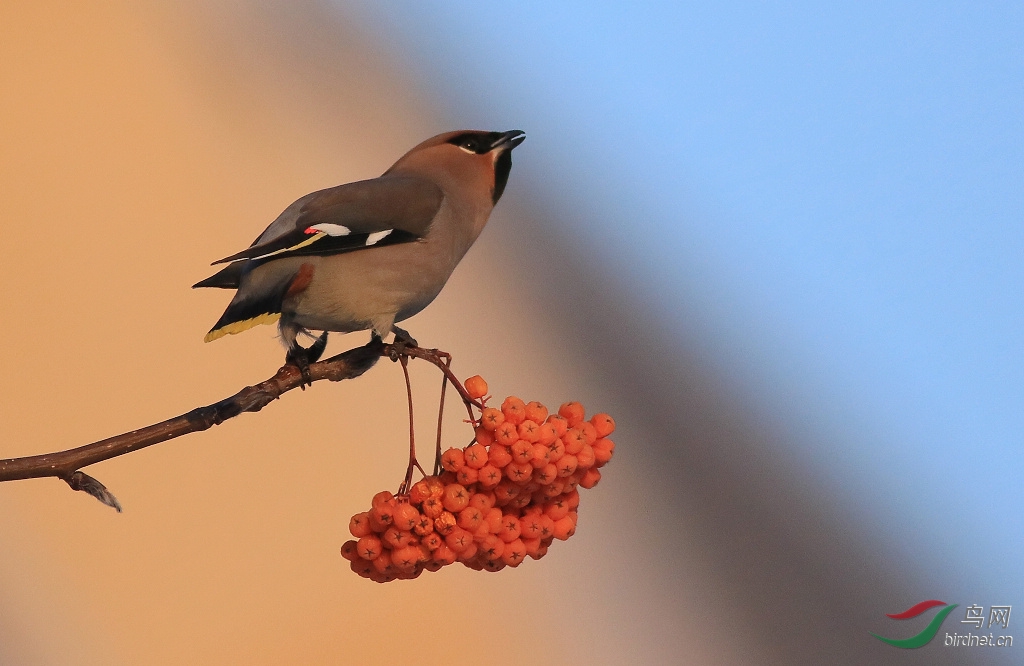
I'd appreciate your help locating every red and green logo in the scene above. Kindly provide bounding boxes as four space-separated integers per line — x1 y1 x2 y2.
871 600 958 648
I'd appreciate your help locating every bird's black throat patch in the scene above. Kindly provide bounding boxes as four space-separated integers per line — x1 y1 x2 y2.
493 149 513 204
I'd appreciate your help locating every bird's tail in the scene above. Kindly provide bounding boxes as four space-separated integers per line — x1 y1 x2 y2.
203 276 292 343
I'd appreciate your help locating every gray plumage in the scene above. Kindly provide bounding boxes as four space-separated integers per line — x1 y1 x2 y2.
195 130 524 359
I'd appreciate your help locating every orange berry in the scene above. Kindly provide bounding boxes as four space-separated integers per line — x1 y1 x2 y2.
445 527 474 553
520 514 545 540
479 407 505 431
382 527 414 550
493 480 520 505
478 534 505 561
409 480 432 505
463 443 489 469
488 444 513 468
556 454 579 478
442 484 471 512
421 532 443 551
510 440 533 464
421 495 444 519
425 476 445 498
524 401 548 425
473 521 491 541
593 438 615 466
464 375 488 400
546 437 566 462
497 514 522 542
544 497 569 521
356 535 383 560
477 464 502 488
534 463 558 486
431 544 457 565
564 488 581 510
590 413 615 438
529 443 551 468
494 421 519 446
456 541 479 562
546 414 569 438
458 506 484 531
469 492 495 512
433 510 457 536
484 507 503 533
536 422 558 446
369 505 395 532
522 537 542 558
577 444 596 470
508 493 532 510
350 557 374 578
580 468 602 489
563 428 587 455
393 503 420 531
340 540 359 561
349 512 371 538
501 396 527 425
412 514 434 536
456 466 479 486
552 516 576 540
517 420 541 443
392 545 421 571
578 421 597 446
558 401 586 426
504 461 534 484
538 514 555 540
501 538 528 566
371 490 396 509
371 550 393 575
440 447 465 472
475 426 495 447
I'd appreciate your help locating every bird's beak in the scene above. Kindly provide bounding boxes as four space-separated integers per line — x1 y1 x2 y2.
490 130 526 151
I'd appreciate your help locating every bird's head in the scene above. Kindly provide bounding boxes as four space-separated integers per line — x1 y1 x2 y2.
385 130 526 206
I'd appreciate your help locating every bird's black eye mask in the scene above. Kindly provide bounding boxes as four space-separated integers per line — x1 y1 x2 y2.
447 132 505 155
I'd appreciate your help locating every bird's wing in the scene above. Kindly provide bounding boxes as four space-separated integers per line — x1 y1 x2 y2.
211 176 444 265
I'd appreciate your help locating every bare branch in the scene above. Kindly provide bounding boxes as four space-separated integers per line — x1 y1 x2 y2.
0 338 475 510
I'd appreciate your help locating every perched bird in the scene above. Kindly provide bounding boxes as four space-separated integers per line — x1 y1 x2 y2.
194 130 525 369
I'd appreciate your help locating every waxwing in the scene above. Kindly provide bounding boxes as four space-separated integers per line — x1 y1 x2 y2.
194 129 525 367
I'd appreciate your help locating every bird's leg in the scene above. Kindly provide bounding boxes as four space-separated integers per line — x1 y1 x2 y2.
398 354 426 495
285 331 328 387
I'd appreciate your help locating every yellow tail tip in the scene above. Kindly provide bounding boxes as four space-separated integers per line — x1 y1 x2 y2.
204 312 281 343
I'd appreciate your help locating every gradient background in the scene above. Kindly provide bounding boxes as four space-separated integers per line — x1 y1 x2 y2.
0 2 1020 664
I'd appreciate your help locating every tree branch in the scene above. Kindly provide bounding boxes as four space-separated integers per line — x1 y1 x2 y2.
0 338 476 510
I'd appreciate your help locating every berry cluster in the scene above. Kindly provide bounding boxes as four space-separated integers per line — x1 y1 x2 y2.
341 375 615 582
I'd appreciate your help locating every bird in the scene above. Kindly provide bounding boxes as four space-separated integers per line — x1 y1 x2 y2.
193 129 525 371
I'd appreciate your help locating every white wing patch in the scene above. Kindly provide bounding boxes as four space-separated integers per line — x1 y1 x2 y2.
365 230 393 246
307 223 352 236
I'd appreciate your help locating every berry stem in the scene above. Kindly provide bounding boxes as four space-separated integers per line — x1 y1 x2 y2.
397 354 425 495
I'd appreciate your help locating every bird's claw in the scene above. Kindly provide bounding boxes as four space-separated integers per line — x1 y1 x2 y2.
286 332 328 387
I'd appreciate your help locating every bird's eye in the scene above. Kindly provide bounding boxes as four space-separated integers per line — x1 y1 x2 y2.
460 140 477 151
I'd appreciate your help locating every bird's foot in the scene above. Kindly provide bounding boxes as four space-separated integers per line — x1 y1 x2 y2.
392 325 418 348
388 326 418 361
286 332 328 387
